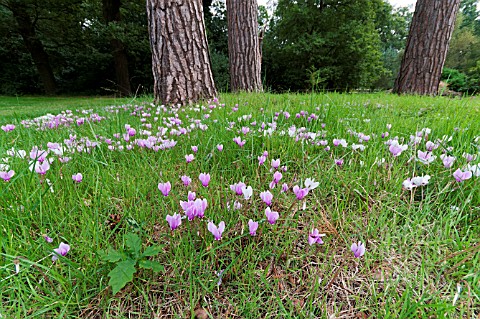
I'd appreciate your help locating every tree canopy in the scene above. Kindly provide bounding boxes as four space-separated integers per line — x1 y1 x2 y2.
0 0 478 95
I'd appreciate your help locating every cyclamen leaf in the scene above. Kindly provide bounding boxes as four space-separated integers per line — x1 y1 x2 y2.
139 260 164 272
99 248 124 263
125 233 141 257
141 245 162 258
108 260 137 295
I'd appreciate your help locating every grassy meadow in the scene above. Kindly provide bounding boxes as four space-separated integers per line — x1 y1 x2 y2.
0 93 479 318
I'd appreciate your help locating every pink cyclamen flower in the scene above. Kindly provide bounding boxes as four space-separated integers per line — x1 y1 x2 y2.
271 159 280 169
180 200 195 220
0 170 15 182
181 175 191 186
308 229 326 245
351 241 366 258
1 124 15 132
425 141 437 151
440 154 456 168
233 136 246 147
158 181 172 196
199 173 211 187
191 146 198 153
30 146 49 162
389 142 408 157
463 153 475 162
258 155 266 166
166 213 182 230
417 150 436 164
208 221 225 240
187 191 196 201
292 185 309 200
43 234 53 243
335 158 344 166
272 171 282 184
35 161 51 175
248 219 258 236
453 168 472 182
72 173 83 183
281 183 289 193
217 144 223 151
333 139 348 147
260 190 273 206
52 242 70 261
127 127 136 136
230 182 246 195
185 154 195 163
193 198 208 218
265 207 279 225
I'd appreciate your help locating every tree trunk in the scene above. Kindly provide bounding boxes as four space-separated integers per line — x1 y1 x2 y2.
146 0 217 105
393 0 460 95
102 0 132 96
9 2 56 95
226 0 263 92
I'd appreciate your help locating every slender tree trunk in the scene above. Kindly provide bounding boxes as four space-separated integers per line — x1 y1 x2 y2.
9 2 56 95
102 0 132 96
226 0 263 92
146 0 217 105
393 0 460 95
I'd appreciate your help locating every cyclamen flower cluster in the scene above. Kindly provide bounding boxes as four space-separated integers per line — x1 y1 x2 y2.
1 124 15 132
402 175 431 190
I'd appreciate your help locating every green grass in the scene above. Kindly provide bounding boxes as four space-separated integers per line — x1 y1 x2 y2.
0 92 479 318
0 95 150 121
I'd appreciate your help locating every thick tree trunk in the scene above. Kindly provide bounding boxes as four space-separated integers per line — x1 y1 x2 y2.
393 0 460 95
226 0 263 92
146 0 217 105
9 2 56 95
102 0 132 96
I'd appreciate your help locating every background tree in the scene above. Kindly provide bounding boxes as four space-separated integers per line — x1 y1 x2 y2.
374 4 412 89
203 0 230 92
226 0 263 92
263 0 386 92
393 0 461 95
0 0 59 94
146 0 217 104
102 0 131 96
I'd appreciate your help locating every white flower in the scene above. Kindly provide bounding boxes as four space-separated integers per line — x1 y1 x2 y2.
467 163 480 177
241 185 253 200
352 144 365 151
304 178 319 190
411 175 431 186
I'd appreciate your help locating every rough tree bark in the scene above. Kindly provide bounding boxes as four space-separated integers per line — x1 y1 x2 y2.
8 1 56 95
146 0 217 105
393 0 461 95
102 0 132 96
226 0 263 92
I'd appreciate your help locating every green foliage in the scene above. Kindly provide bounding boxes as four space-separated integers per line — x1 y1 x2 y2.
99 232 164 295
373 5 412 89
263 0 388 92
444 3 480 95
445 13 480 74
442 68 467 92
0 0 151 95
204 0 230 92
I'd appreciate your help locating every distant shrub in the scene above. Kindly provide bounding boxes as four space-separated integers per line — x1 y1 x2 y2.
442 68 467 92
